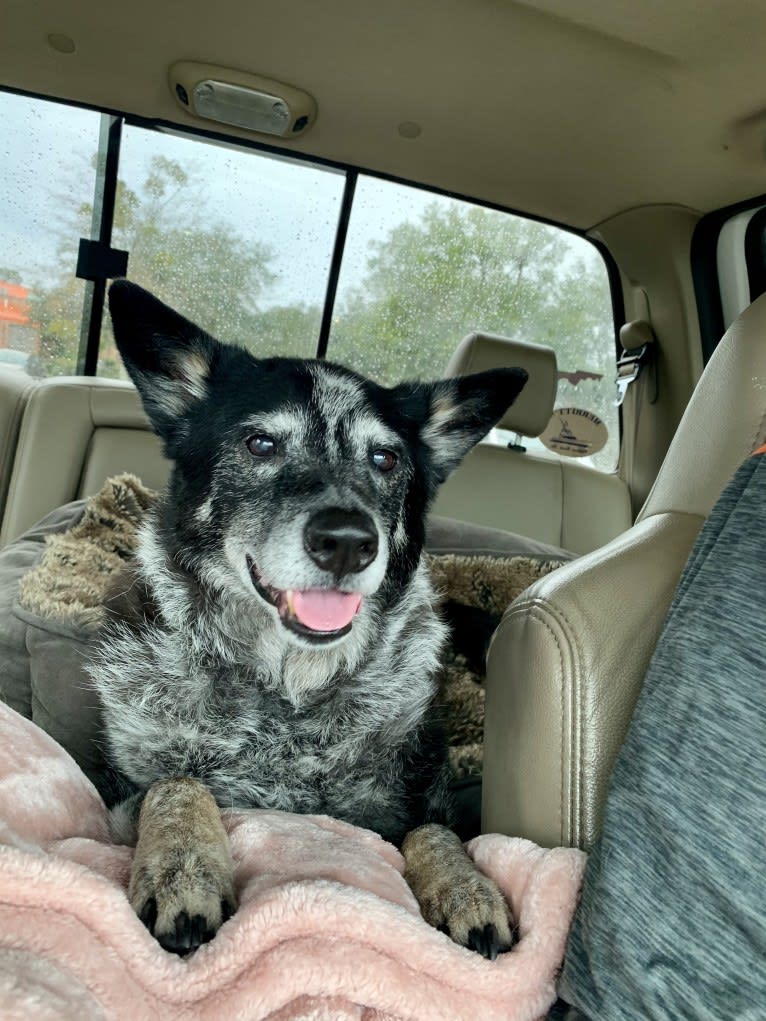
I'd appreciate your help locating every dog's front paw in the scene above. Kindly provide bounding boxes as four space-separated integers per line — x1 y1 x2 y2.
128 778 237 955
130 852 236 954
430 868 514 960
402 823 515 960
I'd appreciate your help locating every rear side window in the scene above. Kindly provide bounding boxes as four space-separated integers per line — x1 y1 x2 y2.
96 125 346 375
329 177 618 469
0 91 100 376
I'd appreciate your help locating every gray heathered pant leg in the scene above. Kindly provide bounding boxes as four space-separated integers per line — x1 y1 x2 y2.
557 453 766 1020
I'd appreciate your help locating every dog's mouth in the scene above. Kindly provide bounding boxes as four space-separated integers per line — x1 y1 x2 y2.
246 556 362 643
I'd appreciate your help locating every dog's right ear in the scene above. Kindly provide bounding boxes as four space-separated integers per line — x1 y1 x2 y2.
108 280 221 442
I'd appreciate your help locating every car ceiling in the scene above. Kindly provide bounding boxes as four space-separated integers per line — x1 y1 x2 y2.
4 0 766 229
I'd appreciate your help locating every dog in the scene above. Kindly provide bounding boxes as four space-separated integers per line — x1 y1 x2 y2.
90 280 528 960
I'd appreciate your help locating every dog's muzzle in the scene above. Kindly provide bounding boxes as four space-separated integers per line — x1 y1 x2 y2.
246 507 376 643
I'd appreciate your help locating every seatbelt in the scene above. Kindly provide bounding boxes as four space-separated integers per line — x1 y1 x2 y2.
616 321 657 517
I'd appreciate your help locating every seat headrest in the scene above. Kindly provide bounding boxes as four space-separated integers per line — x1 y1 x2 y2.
445 332 557 436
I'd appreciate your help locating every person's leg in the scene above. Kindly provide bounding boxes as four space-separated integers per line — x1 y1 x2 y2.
558 450 766 1020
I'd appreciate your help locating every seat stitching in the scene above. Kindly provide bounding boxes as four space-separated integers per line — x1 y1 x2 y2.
502 599 575 845
507 596 584 843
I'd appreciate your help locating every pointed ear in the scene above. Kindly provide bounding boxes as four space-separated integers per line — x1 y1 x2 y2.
108 280 221 441
421 367 528 481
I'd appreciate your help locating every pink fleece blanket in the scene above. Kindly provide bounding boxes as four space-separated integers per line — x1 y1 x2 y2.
0 702 585 1020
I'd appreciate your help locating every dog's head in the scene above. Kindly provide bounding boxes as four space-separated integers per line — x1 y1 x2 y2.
109 281 527 649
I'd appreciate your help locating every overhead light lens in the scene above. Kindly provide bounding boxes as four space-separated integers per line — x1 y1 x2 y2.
192 80 293 136
170 62 316 139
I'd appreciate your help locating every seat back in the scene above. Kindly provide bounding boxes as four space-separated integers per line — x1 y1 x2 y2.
0 377 169 546
430 332 632 554
483 293 766 849
0 369 38 541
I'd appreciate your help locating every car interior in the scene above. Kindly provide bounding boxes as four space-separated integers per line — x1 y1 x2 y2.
1 1 766 1013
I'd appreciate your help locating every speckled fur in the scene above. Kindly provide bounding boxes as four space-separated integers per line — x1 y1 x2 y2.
91 281 527 955
96 546 450 842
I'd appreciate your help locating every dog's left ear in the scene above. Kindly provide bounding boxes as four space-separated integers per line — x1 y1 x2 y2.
108 280 221 442
421 367 528 482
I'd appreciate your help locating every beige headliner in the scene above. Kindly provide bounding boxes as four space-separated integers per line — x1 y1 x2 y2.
4 0 766 228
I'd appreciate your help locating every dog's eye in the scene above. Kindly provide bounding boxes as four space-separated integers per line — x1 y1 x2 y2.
246 434 278 458
371 449 397 473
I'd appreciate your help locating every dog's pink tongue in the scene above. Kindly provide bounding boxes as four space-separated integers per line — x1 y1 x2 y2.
291 589 362 632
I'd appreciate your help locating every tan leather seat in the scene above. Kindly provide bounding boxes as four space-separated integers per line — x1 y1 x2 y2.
0 377 169 546
0 369 38 544
431 332 632 554
482 293 766 850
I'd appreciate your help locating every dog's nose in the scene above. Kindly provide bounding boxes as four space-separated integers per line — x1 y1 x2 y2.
304 508 378 577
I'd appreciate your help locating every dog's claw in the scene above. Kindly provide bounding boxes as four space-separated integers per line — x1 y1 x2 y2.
467 921 515 960
194 913 217 950
467 923 496 960
138 896 158 933
135 887 231 954
471 922 518 959
155 909 218 956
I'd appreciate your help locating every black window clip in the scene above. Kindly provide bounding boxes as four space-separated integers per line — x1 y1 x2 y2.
76 238 129 282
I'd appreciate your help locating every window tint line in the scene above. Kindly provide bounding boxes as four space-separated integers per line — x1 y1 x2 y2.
316 170 357 359
77 113 124 375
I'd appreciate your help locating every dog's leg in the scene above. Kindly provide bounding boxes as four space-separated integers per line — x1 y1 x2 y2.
401 823 514 959
128 777 236 954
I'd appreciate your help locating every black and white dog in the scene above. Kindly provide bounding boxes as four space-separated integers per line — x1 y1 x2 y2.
92 281 527 960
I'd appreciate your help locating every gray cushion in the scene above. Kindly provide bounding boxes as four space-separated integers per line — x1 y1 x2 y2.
0 500 106 783
426 515 574 561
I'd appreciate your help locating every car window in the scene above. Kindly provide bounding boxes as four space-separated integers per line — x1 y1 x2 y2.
329 176 618 469
0 343 31 370
96 125 346 377
0 90 101 376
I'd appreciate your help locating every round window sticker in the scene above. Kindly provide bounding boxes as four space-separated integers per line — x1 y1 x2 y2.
540 407 608 458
